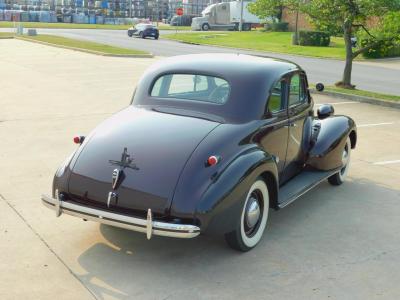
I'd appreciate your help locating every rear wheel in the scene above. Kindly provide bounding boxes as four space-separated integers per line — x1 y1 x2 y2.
154 34 159 40
225 179 269 252
128 31 133 37
328 137 351 185
242 23 251 31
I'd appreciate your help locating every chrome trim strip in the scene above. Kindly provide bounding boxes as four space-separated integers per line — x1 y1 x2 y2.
41 194 200 239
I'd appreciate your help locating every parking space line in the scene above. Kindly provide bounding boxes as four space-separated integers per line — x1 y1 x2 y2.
373 160 400 165
358 122 395 128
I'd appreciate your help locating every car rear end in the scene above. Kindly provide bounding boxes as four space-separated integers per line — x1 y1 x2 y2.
143 25 159 39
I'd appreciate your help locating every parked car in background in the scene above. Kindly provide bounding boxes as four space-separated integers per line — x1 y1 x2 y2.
41 54 357 252
192 1 260 31
128 23 159 39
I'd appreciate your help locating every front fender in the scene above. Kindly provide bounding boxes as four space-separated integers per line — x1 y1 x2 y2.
307 115 356 170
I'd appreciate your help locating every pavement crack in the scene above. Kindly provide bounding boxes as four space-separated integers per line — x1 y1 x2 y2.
0 193 98 300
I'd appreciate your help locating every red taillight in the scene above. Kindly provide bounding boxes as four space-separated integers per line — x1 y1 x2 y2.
73 136 84 144
207 155 220 166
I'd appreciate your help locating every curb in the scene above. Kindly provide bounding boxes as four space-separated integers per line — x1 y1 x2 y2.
0 36 14 39
14 36 153 58
310 89 400 109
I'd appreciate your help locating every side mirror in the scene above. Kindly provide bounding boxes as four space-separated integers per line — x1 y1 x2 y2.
317 104 334 119
316 83 325 92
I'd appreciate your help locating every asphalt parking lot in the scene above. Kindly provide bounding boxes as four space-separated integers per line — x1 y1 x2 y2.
1 39 400 300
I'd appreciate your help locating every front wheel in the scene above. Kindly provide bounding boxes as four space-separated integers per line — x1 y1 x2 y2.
139 31 145 39
328 137 351 185
225 179 269 252
201 23 210 31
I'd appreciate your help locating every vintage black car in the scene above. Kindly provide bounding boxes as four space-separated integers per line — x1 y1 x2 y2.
42 54 357 251
127 23 159 39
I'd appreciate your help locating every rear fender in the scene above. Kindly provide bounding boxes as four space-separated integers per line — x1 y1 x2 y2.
195 149 278 235
307 116 356 171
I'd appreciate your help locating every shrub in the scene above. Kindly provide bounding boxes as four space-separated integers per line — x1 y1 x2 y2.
360 37 400 58
264 22 288 32
298 31 330 47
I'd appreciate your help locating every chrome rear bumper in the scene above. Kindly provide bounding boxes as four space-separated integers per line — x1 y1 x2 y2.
41 194 200 239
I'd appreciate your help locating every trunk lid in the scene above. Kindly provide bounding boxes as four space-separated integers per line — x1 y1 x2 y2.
68 106 219 216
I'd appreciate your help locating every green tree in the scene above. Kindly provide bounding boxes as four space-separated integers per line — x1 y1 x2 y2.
249 0 400 89
249 0 302 44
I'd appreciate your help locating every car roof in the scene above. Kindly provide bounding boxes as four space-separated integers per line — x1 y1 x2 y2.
133 54 302 124
145 53 300 81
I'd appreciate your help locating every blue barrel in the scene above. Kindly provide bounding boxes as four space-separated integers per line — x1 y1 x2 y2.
95 15 103 24
101 0 107 8
75 0 83 7
89 14 96 24
21 11 29 22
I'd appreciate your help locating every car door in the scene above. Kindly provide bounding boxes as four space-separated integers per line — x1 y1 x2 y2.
260 78 289 179
280 72 311 183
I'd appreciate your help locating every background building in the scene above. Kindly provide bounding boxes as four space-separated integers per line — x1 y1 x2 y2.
0 0 232 21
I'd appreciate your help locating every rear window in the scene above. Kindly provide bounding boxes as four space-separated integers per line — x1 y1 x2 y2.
150 74 230 104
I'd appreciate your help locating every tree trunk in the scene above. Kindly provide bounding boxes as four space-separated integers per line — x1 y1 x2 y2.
338 23 355 89
292 9 299 45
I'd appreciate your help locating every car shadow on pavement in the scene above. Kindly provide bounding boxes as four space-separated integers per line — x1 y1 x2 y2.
75 178 400 299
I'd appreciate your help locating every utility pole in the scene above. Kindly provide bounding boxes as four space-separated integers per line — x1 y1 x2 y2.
239 0 244 32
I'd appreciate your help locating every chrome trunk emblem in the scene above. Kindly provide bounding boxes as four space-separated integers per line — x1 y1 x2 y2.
109 147 139 170
112 168 121 190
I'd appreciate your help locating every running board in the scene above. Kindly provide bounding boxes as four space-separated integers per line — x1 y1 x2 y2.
277 169 338 209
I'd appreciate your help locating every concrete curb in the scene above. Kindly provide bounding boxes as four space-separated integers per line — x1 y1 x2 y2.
0 36 14 39
310 89 400 109
14 36 153 58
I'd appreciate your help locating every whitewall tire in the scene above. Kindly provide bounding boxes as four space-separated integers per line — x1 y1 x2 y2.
225 179 269 251
328 137 351 185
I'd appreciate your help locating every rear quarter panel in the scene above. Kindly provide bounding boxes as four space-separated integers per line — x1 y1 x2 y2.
170 122 278 234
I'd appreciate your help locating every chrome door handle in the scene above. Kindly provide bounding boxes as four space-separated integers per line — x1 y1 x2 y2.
284 123 297 128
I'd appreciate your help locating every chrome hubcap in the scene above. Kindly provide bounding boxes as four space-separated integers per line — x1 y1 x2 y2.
245 194 261 230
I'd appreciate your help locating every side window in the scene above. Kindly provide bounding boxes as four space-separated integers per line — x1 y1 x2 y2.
289 74 307 106
268 80 285 113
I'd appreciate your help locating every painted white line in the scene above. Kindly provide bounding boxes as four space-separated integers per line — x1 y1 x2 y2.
373 160 400 165
358 122 395 128
316 102 359 106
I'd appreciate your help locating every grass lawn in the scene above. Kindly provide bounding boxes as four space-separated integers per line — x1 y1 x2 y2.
164 31 347 59
324 86 400 102
21 34 149 55
0 21 190 31
0 32 15 38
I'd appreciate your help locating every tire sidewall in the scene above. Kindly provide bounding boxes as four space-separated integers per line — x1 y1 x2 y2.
338 137 351 182
202 23 210 31
239 180 269 249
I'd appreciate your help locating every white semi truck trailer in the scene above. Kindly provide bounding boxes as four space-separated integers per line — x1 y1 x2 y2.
191 1 261 31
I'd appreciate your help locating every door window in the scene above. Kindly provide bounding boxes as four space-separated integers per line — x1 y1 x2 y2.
288 74 307 106
268 80 286 113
